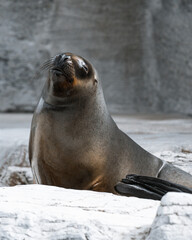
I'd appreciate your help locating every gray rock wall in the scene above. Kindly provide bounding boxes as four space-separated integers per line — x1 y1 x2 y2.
0 0 54 112
0 0 192 114
146 0 192 114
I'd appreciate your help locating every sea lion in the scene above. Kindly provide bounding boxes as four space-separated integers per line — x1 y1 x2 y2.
29 52 192 199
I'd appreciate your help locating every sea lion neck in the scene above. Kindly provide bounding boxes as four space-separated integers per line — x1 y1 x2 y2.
41 81 108 116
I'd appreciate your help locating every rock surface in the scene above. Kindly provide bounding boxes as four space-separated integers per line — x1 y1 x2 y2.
147 192 192 240
0 185 160 240
1 166 33 186
0 128 32 187
1 0 192 114
0 186 191 240
0 0 53 112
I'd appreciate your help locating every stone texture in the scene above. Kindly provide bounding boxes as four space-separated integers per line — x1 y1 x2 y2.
0 0 54 112
0 0 192 114
0 128 32 187
1 166 33 186
147 0 192 115
0 185 160 240
147 192 192 240
0 186 191 239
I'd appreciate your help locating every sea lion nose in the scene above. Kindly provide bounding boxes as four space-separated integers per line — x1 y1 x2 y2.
61 54 71 62
54 54 71 64
55 54 62 61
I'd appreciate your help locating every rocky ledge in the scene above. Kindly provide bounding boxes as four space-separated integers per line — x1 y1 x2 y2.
147 192 192 240
0 185 191 240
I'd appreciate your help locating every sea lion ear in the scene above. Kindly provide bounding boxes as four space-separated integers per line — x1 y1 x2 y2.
94 79 98 85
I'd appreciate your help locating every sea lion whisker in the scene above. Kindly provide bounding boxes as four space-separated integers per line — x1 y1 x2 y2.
40 58 54 67
40 63 54 71
41 60 54 67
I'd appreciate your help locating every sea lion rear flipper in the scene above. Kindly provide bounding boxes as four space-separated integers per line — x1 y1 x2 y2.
114 174 192 200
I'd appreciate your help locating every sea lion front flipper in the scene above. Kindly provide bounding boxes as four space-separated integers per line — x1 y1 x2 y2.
114 174 192 200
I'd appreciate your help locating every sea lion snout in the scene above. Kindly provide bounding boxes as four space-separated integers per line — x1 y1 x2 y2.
61 54 71 62
51 56 75 83
54 54 71 64
49 60 74 96
51 69 64 78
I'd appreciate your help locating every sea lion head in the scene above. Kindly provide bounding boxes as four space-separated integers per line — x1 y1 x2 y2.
42 52 98 106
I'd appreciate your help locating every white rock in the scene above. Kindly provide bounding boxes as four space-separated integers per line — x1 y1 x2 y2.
0 128 32 186
1 166 33 186
147 192 192 240
0 129 30 169
0 185 160 240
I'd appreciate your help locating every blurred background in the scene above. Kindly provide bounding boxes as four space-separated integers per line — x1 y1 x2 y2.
0 0 192 115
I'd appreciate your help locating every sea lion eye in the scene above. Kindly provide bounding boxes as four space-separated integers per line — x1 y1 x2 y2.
82 64 88 74
77 58 88 74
